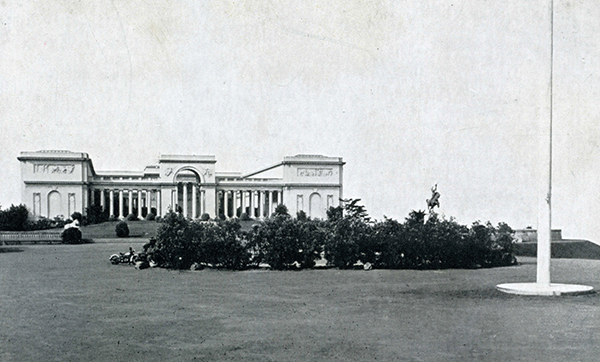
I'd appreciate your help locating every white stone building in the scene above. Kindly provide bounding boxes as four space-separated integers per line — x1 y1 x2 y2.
18 150 344 220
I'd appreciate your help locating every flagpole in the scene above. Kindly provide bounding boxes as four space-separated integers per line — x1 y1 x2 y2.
536 0 554 287
496 0 592 296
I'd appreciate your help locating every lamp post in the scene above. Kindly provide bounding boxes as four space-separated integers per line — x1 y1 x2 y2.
496 0 592 296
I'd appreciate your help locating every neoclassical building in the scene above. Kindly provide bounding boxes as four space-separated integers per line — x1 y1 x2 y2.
19 150 344 220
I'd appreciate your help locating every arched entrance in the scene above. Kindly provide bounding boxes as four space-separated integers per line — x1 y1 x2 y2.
48 191 61 218
309 192 323 219
174 168 203 218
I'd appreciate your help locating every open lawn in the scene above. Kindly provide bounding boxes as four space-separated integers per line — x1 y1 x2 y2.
80 219 259 240
1 242 599 362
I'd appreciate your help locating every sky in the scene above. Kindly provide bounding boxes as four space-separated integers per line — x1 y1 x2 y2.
1 1 599 242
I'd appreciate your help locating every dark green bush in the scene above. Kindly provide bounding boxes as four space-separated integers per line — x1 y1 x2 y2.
296 210 308 221
324 199 371 269
240 212 250 221
193 219 250 270
139 198 516 271
126 213 139 221
115 221 130 237
86 205 107 225
145 212 156 221
143 213 249 270
61 227 82 244
274 204 289 217
27 216 54 231
71 212 83 224
200 213 210 221
143 212 195 269
0 204 30 231
248 215 324 270
52 215 66 228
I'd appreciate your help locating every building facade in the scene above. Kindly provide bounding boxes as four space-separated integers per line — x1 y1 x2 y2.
19 150 344 220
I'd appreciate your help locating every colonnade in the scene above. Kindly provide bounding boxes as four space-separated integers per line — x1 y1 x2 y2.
91 188 161 218
171 182 207 219
218 189 282 219
88 186 283 220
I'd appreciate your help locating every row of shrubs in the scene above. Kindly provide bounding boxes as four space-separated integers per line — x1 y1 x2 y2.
0 204 65 231
142 200 517 271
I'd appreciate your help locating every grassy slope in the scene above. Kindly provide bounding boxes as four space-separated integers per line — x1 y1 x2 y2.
513 239 600 260
80 220 161 239
1 244 599 362
80 219 260 240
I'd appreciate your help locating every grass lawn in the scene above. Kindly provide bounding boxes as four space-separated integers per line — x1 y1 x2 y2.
80 220 259 240
1 242 599 362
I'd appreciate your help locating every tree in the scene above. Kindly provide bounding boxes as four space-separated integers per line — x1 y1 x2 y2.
0 204 30 231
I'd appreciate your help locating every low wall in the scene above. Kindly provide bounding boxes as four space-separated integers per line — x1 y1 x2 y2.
0 230 63 245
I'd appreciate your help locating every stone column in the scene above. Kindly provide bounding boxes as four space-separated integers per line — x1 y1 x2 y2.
192 184 197 218
249 191 255 218
100 189 105 211
199 189 205 216
137 190 142 217
156 189 161 216
183 183 188 218
224 191 230 218
233 190 239 217
174 186 179 212
240 191 246 216
145 190 151 213
109 190 114 217
267 191 273 217
259 191 265 219
119 190 124 218
128 190 133 216
82 188 88 215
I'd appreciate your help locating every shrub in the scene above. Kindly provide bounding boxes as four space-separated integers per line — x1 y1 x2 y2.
143 212 194 269
324 199 372 269
126 213 139 221
25 216 54 231
0 204 30 231
248 215 324 270
240 212 250 221
194 219 250 270
296 210 307 221
115 221 130 238
145 212 156 221
52 215 66 228
143 212 251 270
71 212 83 224
86 204 107 225
61 227 82 244
273 204 289 217
108 215 117 222
200 213 210 221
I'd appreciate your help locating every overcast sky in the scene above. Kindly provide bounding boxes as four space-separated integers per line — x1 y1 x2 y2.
1 1 599 242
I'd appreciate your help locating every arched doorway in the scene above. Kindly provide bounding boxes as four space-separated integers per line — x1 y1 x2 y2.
309 192 323 219
48 191 61 218
174 169 202 218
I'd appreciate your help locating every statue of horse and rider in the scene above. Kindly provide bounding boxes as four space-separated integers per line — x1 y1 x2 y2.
426 184 440 213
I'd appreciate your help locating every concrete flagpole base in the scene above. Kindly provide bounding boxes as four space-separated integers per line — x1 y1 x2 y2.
496 283 594 296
